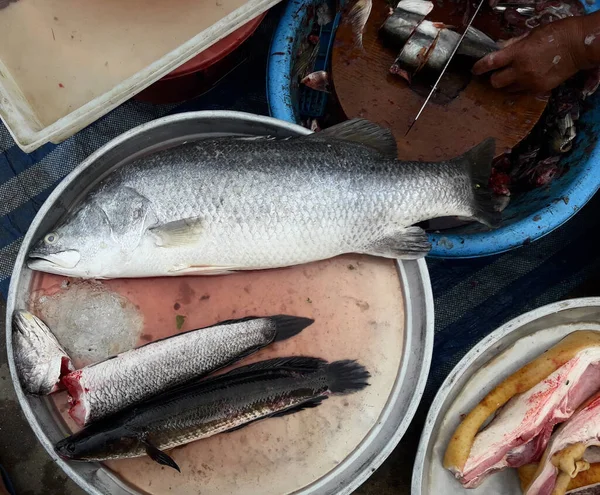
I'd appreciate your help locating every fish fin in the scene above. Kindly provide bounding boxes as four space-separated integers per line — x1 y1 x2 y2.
307 119 397 158
143 441 180 472
341 0 372 49
270 396 328 417
223 357 328 376
363 226 430 259
271 315 314 342
167 264 236 275
456 138 502 228
224 397 328 434
150 217 204 248
226 423 255 433
327 360 370 394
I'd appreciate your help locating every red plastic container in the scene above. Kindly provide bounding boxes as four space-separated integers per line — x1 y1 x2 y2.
135 13 267 104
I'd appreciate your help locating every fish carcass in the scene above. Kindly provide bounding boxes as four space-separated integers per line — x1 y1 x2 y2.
444 331 600 488
62 315 313 425
27 119 500 279
55 357 370 472
525 392 600 495
301 70 331 92
13 310 74 395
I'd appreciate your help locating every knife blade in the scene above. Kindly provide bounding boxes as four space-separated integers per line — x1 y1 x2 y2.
405 0 488 136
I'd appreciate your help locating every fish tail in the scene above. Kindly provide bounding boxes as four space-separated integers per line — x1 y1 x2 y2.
327 360 370 394
458 138 502 229
342 0 372 49
271 315 314 342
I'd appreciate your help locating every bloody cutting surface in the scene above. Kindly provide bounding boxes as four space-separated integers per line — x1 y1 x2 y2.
28 254 405 495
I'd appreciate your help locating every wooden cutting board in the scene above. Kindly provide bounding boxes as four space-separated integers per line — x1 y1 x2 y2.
331 0 548 161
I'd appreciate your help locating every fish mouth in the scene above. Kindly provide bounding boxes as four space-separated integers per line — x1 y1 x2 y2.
54 438 77 459
27 250 81 271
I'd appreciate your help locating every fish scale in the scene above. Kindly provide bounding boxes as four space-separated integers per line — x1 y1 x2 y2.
28 119 499 279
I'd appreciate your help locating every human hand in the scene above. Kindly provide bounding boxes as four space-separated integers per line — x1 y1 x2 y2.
472 17 587 93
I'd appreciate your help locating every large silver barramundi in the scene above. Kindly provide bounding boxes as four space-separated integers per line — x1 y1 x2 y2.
28 119 499 279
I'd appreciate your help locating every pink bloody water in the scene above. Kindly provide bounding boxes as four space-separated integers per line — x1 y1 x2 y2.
29 254 405 495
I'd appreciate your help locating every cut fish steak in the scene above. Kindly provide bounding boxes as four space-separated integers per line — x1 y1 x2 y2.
379 0 434 49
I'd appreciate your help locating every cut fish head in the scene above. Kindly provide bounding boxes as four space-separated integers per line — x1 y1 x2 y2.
12 310 74 395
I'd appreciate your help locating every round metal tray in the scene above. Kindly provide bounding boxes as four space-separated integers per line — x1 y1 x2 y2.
6 111 434 495
412 297 600 495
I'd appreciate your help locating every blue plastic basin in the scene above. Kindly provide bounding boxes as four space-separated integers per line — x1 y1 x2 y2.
267 0 600 257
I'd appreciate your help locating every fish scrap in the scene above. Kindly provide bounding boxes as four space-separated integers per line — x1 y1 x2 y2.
13 310 74 395
301 70 331 92
317 2 334 26
551 113 576 153
498 0 585 34
493 70 591 196
27 119 500 279
55 357 370 472
62 315 313 426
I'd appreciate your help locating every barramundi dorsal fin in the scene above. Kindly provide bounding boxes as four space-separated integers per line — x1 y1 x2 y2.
305 119 398 158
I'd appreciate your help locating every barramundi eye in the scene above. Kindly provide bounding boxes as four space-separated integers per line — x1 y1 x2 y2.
44 233 59 245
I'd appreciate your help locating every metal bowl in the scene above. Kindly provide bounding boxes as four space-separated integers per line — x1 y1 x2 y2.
6 111 434 495
412 297 600 495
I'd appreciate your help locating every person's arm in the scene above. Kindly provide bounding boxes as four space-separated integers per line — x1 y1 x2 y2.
472 11 600 93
